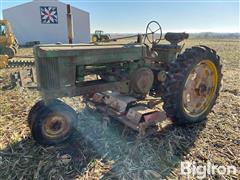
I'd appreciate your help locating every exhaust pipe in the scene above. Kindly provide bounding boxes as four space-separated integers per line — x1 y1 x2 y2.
67 4 74 44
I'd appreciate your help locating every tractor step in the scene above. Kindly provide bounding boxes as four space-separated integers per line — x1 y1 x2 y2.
89 91 167 136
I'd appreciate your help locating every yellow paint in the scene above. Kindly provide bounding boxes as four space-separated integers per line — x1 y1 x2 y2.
0 20 15 48
0 55 8 68
92 35 97 42
202 59 218 110
183 59 218 117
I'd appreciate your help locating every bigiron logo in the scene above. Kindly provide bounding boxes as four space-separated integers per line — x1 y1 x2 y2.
181 161 238 179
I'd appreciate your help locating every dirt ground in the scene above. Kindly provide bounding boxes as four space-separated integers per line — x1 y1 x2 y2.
0 39 239 179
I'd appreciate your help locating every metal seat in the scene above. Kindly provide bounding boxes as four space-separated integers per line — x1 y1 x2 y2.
165 32 189 45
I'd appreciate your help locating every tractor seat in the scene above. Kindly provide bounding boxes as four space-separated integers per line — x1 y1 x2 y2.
165 32 189 45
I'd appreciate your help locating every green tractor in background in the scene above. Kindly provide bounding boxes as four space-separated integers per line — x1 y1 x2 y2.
92 30 111 42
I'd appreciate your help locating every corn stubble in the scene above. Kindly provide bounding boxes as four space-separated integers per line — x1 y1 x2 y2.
0 39 239 179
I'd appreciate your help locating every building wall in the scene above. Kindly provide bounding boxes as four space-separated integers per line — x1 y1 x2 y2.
3 0 90 44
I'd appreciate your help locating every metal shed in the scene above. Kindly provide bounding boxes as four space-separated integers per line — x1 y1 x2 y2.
3 0 90 45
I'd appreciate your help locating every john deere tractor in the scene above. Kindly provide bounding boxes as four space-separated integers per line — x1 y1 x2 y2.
28 21 222 145
92 30 111 42
0 20 18 59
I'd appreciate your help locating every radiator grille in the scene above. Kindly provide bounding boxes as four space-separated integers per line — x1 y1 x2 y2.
38 58 60 89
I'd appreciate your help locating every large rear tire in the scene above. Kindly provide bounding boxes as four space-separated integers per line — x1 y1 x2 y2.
92 35 98 42
162 46 222 125
28 99 77 145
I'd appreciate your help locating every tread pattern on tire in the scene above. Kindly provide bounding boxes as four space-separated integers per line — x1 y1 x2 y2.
29 99 77 145
28 100 45 128
162 45 222 125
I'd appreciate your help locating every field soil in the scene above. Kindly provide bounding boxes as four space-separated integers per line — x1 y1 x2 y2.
0 39 239 179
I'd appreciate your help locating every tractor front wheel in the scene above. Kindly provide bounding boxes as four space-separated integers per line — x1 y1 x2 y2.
28 100 45 128
28 99 77 145
162 46 222 125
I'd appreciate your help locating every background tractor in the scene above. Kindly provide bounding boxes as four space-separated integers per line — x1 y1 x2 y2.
92 30 111 42
0 20 18 59
28 21 222 145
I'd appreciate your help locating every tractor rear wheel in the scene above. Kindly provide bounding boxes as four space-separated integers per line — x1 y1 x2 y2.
29 99 77 145
92 35 98 42
162 46 222 125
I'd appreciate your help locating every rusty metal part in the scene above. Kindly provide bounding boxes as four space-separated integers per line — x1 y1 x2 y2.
42 113 71 139
103 91 136 114
131 67 154 95
126 105 155 124
100 105 139 131
144 111 166 123
139 111 167 136
126 105 166 136
90 91 167 136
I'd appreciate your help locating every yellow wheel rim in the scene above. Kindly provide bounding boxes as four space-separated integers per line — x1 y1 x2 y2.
182 59 218 117
92 36 97 42
42 113 71 139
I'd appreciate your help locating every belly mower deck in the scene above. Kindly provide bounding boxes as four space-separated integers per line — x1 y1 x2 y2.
88 91 167 136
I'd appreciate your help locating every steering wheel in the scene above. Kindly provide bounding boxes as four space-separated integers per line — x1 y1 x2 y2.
145 21 162 45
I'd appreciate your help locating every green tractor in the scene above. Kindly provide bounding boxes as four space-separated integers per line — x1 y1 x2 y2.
28 21 222 145
92 30 111 42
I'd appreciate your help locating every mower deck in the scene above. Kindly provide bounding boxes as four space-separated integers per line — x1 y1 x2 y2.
88 91 167 136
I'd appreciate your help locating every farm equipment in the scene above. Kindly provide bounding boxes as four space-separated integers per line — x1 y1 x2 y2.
92 30 111 42
0 20 18 60
28 21 222 145
1 67 37 90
